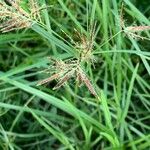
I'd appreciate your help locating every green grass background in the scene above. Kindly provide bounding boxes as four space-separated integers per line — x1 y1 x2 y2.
0 0 150 149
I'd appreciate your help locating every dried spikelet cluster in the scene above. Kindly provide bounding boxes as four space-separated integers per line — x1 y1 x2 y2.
37 58 77 90
0 0 41 32
38 57 97 97
124 25 150 40
120 3 150 40
38 24 98 97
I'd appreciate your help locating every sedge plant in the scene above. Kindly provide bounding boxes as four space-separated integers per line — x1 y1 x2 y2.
0 0 150 149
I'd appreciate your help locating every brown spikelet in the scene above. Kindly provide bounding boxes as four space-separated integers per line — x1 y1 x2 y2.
37 73 60 86
53 72 72 90
78 68 97 97
126 26 150 32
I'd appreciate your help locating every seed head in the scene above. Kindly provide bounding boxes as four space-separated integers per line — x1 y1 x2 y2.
119 3 150 40
0 0 42 32
37 57 97 96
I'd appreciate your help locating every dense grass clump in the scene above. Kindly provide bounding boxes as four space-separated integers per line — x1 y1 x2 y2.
0 0 150 149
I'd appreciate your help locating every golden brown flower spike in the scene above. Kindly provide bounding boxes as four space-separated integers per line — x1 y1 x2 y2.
77 67 97 97
126 26 150 32
37 73 60 86
53 70 75 90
